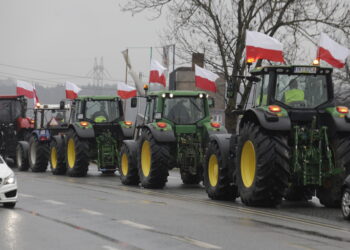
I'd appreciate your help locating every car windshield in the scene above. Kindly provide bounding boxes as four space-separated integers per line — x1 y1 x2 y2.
85 100 120 123
275 74 328 108
163 97 205 124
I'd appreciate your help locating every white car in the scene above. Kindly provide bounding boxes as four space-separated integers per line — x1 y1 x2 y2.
0 156 17 208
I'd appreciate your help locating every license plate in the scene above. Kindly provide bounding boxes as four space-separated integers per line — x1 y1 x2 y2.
294 67 317 74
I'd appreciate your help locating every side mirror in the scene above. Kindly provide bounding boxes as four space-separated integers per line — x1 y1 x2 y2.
208 97 215 108
131 97 137 108
77 114 83 120
60 100 65 110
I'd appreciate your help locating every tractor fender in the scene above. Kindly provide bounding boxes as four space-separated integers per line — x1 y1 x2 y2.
51 135 66 148
122 140 138 158
143 124 176 143
240 109 291 131
208 133 232 170
121 127 134 139
342 175 350 193
70 124 95 138
17 141 29 158
328 115 350 132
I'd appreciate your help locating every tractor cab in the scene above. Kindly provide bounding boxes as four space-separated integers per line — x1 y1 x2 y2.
71 96 124 124
251 65 335 124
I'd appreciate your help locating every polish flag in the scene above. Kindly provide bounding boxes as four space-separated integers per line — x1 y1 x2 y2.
149 59 166 87
65 81 81 99
16 80 34 98
33 85 40 106
245 30 285 63
117 82 137 99
317 33 350 68
195 65 219 93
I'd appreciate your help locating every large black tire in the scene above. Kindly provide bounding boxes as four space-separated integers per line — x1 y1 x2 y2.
119 143 139 185
237 122 290 207
28 136 49 172
65 131 89 177
204 141 238 200
180 167 202 185
16 143 29 171
317 134 350 207
50 136 67 175
138 129 169 188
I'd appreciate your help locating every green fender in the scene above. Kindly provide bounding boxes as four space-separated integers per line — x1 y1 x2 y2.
143 123 176 143
70 123 95 139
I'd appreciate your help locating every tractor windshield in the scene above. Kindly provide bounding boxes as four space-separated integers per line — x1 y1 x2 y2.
275 74 328 108
163 97 205 124
85 100 120 123
0 100 23 123
35 110 68 128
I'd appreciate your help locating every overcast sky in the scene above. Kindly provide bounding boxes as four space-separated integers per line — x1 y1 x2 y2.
0 0 167 86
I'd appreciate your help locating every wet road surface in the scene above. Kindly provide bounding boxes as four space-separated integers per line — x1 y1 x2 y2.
1 166 350 250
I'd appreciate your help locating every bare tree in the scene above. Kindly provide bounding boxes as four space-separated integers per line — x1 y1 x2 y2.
122 0 350 132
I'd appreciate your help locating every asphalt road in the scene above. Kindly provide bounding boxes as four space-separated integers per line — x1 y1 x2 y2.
1 166 350 250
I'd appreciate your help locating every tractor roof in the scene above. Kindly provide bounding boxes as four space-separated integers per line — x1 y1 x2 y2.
75 96 120 101
0 95 25 100
250 65 333 74
148 90 208 97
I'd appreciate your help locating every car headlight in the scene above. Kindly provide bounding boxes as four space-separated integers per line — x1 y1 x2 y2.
4 174 16 185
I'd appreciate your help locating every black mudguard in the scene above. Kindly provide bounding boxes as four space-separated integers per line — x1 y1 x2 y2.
342 175 350 193
144 124 176 143
209 133 232 171
241 109 291 131
71 124 95 138
52 135 65 148
123 140 138 158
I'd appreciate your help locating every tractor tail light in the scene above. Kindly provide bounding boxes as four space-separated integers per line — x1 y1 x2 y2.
124 121 133 126
39 136 48 141
268 105 282 113
210 122 221 128
156 122 167 128
337 106 349 114
30 119 35 124
80 121 89 127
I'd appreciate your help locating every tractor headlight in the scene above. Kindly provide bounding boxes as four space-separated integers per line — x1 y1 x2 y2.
162 93 166 98
169 93 174 98
4 174 16 185
199 93 204 98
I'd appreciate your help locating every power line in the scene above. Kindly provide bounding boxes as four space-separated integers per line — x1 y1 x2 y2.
0 62 121 82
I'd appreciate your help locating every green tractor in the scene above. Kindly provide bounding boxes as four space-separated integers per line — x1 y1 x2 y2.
204 65 350 207
51 96 133 177
120 90 226 188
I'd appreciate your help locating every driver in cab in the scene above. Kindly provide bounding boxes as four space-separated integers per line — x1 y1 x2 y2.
284 79 305 105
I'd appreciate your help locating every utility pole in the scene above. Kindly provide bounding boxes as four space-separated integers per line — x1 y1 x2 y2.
92 57 104 87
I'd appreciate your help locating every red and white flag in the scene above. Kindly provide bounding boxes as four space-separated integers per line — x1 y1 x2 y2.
65 81 81 99
195 65 219 93
317 33 350 68
149 59 166 87
16 80 34 98
33 85 40 106
245 30 285 63
117 82 137 99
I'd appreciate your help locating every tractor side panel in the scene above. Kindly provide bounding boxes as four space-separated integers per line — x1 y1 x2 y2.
144 124 176 143
240 109 291 131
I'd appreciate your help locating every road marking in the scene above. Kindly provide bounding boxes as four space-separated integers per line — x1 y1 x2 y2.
81 208 103 216
43 199 65 205
19 193 34 198
118 220 154 230
102 246 120 250
172 236 221 249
